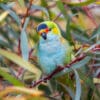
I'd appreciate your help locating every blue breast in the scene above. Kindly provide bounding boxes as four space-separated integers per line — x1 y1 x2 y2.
37 32 67 74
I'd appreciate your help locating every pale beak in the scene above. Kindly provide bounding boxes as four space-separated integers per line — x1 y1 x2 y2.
41 32 47 40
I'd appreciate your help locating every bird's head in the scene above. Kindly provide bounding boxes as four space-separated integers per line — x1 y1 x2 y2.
37 21 61 40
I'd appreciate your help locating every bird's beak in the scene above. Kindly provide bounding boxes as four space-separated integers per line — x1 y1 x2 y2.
41 32 47 40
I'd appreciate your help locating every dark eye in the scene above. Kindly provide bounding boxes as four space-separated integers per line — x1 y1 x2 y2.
49 28 51 31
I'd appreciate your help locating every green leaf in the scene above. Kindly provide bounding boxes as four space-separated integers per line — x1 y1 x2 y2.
0 3 21 25
71 56 91 70
56 0 68 20
41 0 52 20
66 16 72 42
0 11 9 22
59 82 75 100
56 0 72 42
0 40 12 49
0 0 10 3
18 0 25 7
31 5 49 20
90 26 100 40
66 0 95 6
0 49 41 79
73 69 81 100
0 66 25 86
72 32 92 44
55 56 91 77
85 41 100 52
20 18 29 61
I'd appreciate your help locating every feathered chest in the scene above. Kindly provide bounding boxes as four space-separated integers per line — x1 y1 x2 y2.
37 34 67 74
37 36 66 57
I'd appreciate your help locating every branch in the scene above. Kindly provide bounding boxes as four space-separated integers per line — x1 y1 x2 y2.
17 0 34 78
21 0 34 27
30 53 86 87
18 0 34 55
30 44 100 87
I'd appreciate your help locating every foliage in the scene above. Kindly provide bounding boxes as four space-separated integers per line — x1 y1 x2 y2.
0 0 100 100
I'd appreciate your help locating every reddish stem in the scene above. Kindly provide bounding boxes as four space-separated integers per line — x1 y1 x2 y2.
82 6 98 28
17 0 34 78
17 38 21 55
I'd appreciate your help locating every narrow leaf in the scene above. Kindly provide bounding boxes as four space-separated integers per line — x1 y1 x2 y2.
66 0 95 6
56 0 72 42
0 66 25 86
0 49 41 76
59 83 75 100
18 0 25 7
0 3 21 25
0 86 43 97
73 69 81 100
56 0 68 20
31 5 49 20
0 11 9 22
20 18 29 61
90 26 100 40
55 56 91 77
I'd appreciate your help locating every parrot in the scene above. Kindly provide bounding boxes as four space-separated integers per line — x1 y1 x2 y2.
36 21 72 75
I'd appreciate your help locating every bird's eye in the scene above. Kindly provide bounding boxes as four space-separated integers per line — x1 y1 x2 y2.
49 28 51 31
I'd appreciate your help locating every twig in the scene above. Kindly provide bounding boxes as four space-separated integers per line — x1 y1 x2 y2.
30 44 99 87
53 13 62 22
78 0 98 28
21 0 34 27
18 0 34 55
17 0 34 78
82 6 98 28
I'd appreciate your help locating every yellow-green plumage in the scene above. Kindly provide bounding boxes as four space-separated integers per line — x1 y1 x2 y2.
36 21 72 74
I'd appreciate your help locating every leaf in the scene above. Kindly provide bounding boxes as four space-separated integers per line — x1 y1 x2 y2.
0 11 9 22
59 82 75 100
56 0 68 20
56 0 72 42
18 0 25 7
0 66 25 86
85 41 100 52
73 69 81 100
90 26 100 40
31 5 49 20
66 16 72 42
0 40 12 49
41 0 52 20
0 3 21 25
72 32 92 44
20 30 29 61
0 49 41 80
0 86 43 97
20 18 29 61
55 56 91 77
71 56 91 70
0 0 10 3
65 0 95 6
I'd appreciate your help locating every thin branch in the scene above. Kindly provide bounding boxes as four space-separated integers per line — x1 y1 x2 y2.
82 6 98 28
21 0 34 27
18 0 34 55
30 53 86 87
17 0 34 78
30 44 100 87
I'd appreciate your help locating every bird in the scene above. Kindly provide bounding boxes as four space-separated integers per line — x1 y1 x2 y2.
36 21 72 75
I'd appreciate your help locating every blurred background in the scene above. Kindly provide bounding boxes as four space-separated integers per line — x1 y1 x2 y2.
0 0 100 100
